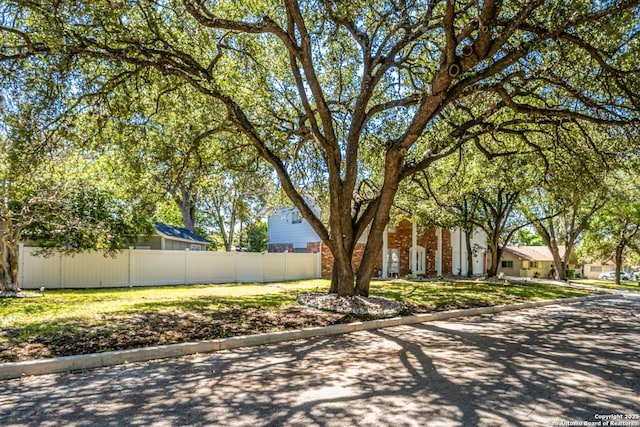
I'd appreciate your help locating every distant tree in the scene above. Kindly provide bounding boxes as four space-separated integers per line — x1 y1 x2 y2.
512 228 545 246
519 125 614 280
399 146 482 277
403 132 610 279
199 160 274 252
581 174 640 284
0 94 152 292
153 201 187 231
0 148 152 292
525 188 606 280
472 164 531 278
245 221 268 253
91 81 273 240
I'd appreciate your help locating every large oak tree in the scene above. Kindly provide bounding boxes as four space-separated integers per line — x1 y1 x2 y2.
2 0 639 296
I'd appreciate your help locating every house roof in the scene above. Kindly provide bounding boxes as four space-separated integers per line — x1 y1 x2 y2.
154 222 211 245
504 245 568 261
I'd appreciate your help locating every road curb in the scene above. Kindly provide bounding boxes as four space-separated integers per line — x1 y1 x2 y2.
0 294 612 381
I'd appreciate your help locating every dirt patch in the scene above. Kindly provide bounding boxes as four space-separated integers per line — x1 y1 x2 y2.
0 295 531 363
0 305 351 362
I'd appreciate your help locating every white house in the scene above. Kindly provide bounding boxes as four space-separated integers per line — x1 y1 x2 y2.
450 228 488 276
267 207 321 253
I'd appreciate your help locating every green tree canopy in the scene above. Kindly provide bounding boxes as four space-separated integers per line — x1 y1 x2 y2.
0 100 153 291
580 171 640 284
2 0 639 295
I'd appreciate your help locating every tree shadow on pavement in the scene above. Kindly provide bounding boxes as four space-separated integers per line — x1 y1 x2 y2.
1 295 638 426
397 295 640 425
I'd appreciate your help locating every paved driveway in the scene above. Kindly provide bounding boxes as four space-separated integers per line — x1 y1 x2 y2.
1 295 639 426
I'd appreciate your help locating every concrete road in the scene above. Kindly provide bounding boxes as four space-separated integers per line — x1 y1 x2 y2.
1 295 639 427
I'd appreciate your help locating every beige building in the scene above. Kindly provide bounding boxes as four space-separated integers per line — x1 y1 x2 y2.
582 260 622 279
498 245 578 278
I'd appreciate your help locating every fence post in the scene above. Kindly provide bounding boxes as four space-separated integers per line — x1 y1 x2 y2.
184 248 189 284
316 251 321 278
128 247 133 287
58 251 63 288
232 251 237 283
18 243 25 288
284 251 288 281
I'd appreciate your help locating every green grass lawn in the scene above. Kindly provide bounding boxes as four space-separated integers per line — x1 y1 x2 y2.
371 279 606 310
0 278 605 362
570 278 640 291
1 280 324 325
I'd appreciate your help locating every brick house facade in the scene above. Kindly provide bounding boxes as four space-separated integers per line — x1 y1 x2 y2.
320 219 453 279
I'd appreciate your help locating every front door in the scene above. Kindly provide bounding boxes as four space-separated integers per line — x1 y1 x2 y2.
387 249 400 277
410 246 426 275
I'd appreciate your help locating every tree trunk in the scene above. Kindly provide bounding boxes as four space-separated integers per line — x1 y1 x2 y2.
535 217 565 281
327 189 397 297
227 202 237 252
558 242 577 282
326 220 360 296
465 227 474 277
0 224 20 292
353 153 403 296
212 200 235 252
7 244 19 290
551 253 565 280
226 213 236 252
329 249 356 296
356 227 384 297
547 238 565 281
176 187 196 233
614 244 624 285
485 224 503 277
487 244 502 277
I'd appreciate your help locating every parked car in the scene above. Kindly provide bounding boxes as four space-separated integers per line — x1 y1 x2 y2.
598 271 631 280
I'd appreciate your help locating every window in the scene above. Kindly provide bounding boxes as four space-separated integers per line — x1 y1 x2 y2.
291 211 302 224
529 261 538 268
591 266 602 272
501 260 514 268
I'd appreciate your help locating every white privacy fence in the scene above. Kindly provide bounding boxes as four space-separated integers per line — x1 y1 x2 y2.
18 245 321 289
